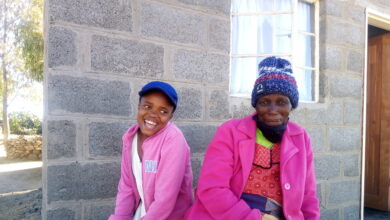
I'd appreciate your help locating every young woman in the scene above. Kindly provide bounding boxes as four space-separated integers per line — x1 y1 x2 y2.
185 57 320 220
109 81 193 220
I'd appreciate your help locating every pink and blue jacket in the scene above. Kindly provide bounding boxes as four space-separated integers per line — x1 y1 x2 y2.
109 122 193 220
185 113 320 220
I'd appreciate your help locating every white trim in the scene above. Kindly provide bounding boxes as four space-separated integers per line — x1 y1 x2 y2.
298 30 316 36
231 53 292 58
314 0 319 103
232 11 293 16
295 65 316 70
362 10 368 220
362 7 390 219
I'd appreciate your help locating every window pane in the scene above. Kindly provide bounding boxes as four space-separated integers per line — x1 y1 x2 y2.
231 56 292 95
232 14 292 55
230 0 316 101
296 34 314 67
230 57 261 94
294 68 313 101
232 0 292 13
297 0 314 32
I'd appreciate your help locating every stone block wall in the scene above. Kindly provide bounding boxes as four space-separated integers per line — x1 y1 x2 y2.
314 1 390 219
6 135 42 160
44 0 230 219
43 0 390 219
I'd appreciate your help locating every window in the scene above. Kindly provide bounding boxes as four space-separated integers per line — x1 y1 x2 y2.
230 0 319 102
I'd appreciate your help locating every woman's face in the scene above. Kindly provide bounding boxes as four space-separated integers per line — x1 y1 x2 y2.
137 91 174 138
255 94 292 126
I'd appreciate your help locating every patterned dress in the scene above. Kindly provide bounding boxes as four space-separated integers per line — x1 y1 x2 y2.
241 129 285 219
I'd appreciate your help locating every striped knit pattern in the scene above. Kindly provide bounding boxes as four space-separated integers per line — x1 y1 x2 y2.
251 57 299 108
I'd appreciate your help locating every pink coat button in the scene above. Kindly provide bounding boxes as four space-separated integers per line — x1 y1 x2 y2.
284 183 291 190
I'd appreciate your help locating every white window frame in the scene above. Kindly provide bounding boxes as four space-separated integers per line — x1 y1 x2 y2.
230 0 320 103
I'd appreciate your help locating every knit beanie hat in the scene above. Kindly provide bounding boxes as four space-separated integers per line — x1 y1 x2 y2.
251 56 299 108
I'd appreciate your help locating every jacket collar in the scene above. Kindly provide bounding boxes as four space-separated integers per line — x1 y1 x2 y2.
123 121 173 146
238 112 304 137
237 113 258 139
237 113 304 177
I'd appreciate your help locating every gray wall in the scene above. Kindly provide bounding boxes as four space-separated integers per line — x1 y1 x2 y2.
43 0 390 219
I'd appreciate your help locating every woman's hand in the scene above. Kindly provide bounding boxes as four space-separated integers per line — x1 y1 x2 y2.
262 214 279 220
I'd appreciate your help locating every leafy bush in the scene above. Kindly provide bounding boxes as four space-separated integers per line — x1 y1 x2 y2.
9 112 42 135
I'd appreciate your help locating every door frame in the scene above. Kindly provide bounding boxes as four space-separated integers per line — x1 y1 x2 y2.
362 8 390 218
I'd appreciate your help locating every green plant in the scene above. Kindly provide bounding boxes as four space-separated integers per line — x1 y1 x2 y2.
9 112 42 135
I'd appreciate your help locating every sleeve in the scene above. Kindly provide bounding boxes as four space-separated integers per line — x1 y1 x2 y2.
301 132 320 220
142 133 189 220
195 124 262 220
108 136 136 220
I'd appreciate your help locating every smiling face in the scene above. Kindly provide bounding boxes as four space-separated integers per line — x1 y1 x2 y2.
137 91 174 139
255 94 292 126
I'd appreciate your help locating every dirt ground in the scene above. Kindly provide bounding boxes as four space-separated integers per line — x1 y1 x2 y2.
0 137 42 194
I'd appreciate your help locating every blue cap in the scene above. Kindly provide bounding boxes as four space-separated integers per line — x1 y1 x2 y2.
138 81 178 111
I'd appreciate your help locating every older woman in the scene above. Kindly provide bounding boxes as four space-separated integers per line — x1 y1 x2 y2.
185 57 320 220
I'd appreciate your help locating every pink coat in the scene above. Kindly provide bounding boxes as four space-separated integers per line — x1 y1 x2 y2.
185 113 320 220
109 122 193 220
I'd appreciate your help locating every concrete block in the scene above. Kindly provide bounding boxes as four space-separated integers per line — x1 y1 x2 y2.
346 5 365 23
321 19 345 43
319 73 328 100
91 35 164 77
47 162 120 202
47 208 75 220
306 102 343 125
231 101 253 119
208 90 231 120
209 18 230 51
324 102 343 124
322 19 363 47
344 101 362 125
329 75 362 99
316 183 324 208
320 208 339 220
305 126 325 152
320 0 343 17
328 180 360 204
89 121 130 157
178 124 218 153
344 205 360 220
314 155 340 180
345 24 364 47
329 127 360 151
178 0 230 15
319 45 343 71
347 50 363 74
48 26 76 68
289 108 306 125
48 75 131 116
49 0 132 31
173 49 229 83
174 87 202 120
84 203 115 220
378 0 390 5
141 2 204 45
191 156 203 187
47 120 76 159
343 154 360 177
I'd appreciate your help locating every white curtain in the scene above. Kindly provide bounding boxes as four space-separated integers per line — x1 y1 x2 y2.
231 0 313 101
295 1 313 101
